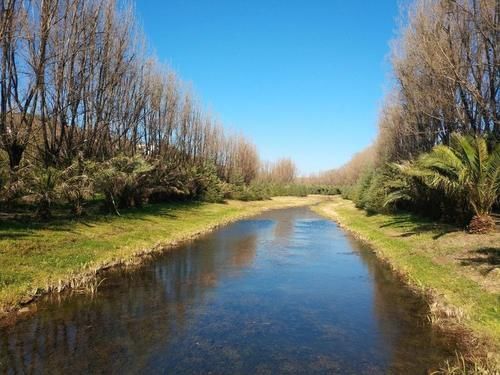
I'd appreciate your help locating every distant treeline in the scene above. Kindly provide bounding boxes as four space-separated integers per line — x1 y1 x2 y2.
0 0 327 219
309 0 499 232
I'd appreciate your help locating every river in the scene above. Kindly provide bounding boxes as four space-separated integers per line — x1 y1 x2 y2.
0 206 457 374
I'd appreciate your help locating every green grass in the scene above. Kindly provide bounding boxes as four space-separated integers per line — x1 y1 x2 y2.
0 196 323 313
314 197 500 355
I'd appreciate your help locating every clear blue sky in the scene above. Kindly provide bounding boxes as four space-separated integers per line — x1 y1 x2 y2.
135 1 399 175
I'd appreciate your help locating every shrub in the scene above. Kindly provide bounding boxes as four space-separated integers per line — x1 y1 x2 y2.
93 155 153 215
392 134 500 231
307 185 340 195
348 165 416 215
340 185 354 200
27 166 61 220
352 170 374 209
227 182 309 201
224 182 270 201
265 183 308 197
194 164 226 203
147 160 192 202
0 151 9 198
0 162 29 206
57 155 94 216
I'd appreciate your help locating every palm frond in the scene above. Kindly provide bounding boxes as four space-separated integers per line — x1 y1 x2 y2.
450 134 477 176
383 190 412 207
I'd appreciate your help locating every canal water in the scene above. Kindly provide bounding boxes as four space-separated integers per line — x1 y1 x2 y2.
0 207 456 374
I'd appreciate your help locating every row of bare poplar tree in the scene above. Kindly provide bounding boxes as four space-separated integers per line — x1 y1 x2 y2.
378 0 498 162
311 0 498 225
315 0 498 185
0 0 303 216
0 0 262 180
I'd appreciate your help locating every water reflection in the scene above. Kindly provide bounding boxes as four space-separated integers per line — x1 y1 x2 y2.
344 235 456 373
0 207 456 374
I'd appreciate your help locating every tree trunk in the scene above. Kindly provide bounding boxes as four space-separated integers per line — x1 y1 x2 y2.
7 142 25 170
468 214 495 234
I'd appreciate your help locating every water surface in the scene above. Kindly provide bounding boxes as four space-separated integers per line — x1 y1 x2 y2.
0 207 457 374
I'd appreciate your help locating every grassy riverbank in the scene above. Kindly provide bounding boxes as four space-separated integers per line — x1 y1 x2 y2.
314 197 500 364
0 196 325 318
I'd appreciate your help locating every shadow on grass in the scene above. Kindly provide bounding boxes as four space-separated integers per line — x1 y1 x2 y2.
377 213 460 240
0 200 207 239
0 231 34 240
459 247 499 274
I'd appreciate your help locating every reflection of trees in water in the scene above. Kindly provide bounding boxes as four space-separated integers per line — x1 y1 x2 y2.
345 235 456 372
230 234 258 269
0 224 260 373
268 207 314 249
272 212 295 241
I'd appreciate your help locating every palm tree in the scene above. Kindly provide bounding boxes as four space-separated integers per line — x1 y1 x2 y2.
397 133 499 233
